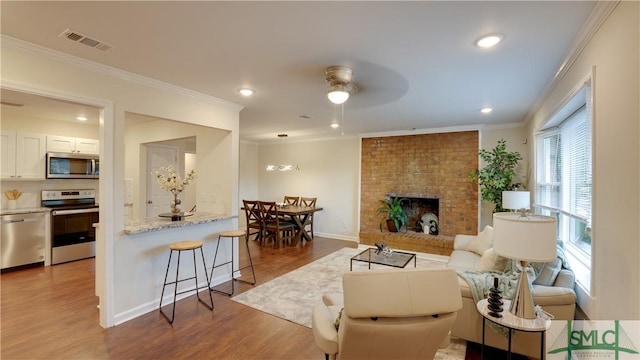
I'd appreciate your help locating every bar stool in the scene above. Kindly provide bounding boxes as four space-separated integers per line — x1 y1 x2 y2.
159 240 214 324
209 230 257 296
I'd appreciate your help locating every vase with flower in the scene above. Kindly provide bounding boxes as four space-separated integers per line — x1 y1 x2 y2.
152 166 197 216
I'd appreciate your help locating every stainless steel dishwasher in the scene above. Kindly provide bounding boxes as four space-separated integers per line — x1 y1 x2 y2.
1 212 46 269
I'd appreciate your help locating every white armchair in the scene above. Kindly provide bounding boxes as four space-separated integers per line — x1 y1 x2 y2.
312 268 463 360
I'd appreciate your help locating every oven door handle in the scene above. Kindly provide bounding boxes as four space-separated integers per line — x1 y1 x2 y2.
52 208 99 216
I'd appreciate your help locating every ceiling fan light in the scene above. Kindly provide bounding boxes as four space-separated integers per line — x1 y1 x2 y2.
327 85 350 104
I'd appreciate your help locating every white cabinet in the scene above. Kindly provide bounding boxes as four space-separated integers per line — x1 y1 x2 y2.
1 131 46 180
47 135 99 154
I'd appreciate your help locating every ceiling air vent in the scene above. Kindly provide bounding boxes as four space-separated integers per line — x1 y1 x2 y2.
59 28 114 52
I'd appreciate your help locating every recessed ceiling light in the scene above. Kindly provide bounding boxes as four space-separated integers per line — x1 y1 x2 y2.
330 123 340 129
480 107 493 114
238 88 255 96
475 34 504 48
76 115 88 121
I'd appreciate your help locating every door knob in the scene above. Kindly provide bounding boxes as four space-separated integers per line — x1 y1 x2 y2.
147 200 153 204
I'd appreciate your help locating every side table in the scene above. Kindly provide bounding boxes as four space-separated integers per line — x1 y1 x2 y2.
476 299 551 360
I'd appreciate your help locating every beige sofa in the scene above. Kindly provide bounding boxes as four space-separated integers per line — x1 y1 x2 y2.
447 228 577 358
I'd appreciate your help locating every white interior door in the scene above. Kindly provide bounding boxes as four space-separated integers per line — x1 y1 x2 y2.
146 145 179 217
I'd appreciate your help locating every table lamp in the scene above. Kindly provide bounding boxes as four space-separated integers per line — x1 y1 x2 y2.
502 190 530 215
492 211 557 319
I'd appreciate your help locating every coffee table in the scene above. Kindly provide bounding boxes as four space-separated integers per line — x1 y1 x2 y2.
350 248 417 271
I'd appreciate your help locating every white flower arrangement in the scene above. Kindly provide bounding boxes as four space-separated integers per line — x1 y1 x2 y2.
152 166 198 194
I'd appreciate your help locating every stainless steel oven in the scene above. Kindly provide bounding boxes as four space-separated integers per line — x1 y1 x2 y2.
41 190 99 265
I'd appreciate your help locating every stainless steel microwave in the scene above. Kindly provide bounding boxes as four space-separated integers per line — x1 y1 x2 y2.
46 152 99 179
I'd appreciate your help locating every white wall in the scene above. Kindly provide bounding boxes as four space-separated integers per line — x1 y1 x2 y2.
257 137 360 240
527 1 639 320
124 117 230 218
238 141 259 229
2 37 241 327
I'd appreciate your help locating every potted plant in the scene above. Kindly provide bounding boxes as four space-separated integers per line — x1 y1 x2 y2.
468 138 523 212
377 197 408 232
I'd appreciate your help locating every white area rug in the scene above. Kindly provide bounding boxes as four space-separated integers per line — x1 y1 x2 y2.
231 246 467 359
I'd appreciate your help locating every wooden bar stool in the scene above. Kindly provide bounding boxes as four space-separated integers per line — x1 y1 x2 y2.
159 240 214 324
209 230 257 296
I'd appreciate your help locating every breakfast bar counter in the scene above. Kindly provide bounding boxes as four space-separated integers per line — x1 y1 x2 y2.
124 213 236 234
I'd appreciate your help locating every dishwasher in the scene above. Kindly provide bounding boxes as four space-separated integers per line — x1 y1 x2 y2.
1 212 46 270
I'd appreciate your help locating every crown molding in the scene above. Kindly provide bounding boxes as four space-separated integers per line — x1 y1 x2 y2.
481 122 526 131
523 1 619 124
360 124 482 139
1 35 244 112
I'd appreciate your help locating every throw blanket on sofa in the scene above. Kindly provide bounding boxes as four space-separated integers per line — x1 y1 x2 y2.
458 261 540 338
458 243 570 338
458 260 539 304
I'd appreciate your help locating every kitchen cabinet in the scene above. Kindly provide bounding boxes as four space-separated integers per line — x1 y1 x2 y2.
1 131 46 180
47 135 99 154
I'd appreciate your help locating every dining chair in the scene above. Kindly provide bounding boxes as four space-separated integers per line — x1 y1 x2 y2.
259 201 295 247
300 196 317 239
284 196 300 206
243 200 263 242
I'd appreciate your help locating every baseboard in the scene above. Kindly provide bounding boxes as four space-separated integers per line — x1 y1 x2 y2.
314 232 359 242
113 273 232 325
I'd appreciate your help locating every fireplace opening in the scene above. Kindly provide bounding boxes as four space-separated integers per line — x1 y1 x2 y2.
389 194 440 235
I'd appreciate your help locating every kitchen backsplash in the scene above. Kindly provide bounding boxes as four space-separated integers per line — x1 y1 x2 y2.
1 180 99 209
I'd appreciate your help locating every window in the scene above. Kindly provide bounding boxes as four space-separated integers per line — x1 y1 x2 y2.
535 83 592 291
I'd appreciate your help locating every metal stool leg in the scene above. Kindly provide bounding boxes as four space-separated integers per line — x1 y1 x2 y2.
209 232 257 295
209 234 235 296
160 244 213 324
235 234 256 286
159 249 181 324
197 246 214 309
159 249 175 323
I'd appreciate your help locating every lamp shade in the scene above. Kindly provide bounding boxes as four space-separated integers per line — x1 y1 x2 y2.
327 85 350 104
492 212 557 262
502 191 530 210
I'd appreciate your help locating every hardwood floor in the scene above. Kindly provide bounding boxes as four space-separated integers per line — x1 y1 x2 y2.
1 236 357 359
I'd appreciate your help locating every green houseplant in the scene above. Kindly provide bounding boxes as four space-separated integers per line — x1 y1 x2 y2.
469 139 523 212
377 197 408 232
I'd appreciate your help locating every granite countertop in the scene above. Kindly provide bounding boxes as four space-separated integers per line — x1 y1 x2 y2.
1 207 51 216
124 213 235 234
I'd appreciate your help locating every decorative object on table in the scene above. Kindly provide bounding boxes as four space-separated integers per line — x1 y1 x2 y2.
419 213 439 235
487 276 504 318
376 197 408 233
468 138 523 212
492 211 557 319
152 166 197 215
374 242 394 257
4 189 22 210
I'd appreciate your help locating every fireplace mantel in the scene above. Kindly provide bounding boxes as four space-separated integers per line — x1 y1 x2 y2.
387 193 439 200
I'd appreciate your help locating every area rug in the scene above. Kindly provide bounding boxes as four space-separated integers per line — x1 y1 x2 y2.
231 246 467 359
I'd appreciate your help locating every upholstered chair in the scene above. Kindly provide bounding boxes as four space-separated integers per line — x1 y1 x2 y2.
312 268 463 360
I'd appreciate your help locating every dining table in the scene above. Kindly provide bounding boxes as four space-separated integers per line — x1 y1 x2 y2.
277 205 323 246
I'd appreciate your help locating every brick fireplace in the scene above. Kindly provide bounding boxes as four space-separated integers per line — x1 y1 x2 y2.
359 131 479 256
